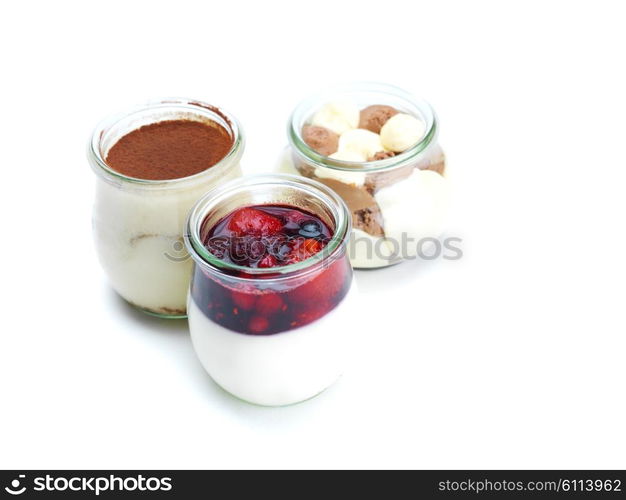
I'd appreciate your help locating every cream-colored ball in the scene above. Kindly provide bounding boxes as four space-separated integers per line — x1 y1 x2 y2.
380 113 425 152
311 101 360 135
338 128 384 159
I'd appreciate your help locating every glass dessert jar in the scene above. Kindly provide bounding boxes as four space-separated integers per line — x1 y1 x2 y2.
284 82 450 269
88 98 244 318
185 174 357 406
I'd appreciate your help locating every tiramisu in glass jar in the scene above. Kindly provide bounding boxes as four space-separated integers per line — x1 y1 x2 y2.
185 174 357 406
88 98 244 317
283 82 449 269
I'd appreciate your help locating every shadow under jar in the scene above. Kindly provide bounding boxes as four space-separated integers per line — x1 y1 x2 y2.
88 98 244 318
285 82 450 269
185 174 357 406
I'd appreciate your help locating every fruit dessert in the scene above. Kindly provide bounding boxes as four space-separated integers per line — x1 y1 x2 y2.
192 204 348 335
89 99 243 317
185 175 357 406
285 83 449 269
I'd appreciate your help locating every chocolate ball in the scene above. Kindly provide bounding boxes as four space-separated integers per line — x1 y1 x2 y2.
368 150 396 162
302 125 339 156
358 105 399 134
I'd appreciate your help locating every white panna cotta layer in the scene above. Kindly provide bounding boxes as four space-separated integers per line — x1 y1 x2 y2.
187 284 359 406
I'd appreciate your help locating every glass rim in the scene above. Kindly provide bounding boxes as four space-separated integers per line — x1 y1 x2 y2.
184 173 351 283
87 97 245 187
287 81 438 173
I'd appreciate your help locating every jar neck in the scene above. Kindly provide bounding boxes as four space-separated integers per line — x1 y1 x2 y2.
184 174 351 283
88 98 244 189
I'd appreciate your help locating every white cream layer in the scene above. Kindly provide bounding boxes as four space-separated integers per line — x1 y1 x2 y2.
93 165 242 315
188 284 359 406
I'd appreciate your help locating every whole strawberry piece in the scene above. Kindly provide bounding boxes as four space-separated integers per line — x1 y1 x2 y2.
227 207 282 236
232 290 257 310
248 315 270 334
256 293 285 315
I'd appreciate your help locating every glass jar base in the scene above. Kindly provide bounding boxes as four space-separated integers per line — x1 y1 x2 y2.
128 301 188 319
210 373 340 407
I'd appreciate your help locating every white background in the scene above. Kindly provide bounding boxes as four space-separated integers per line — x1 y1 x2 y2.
1 0 625 469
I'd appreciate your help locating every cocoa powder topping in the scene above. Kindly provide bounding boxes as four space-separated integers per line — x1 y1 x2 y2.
105 119 233 180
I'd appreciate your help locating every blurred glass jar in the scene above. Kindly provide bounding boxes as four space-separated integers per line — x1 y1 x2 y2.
88 98 244 318
185 174 357 406
282 82 449 269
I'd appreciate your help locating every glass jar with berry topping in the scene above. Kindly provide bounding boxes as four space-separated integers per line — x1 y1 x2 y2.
185 174 357 406
88 98 244 318
283 82 449 269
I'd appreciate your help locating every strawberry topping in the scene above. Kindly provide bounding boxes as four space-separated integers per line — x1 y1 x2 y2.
227 207 282 236
205 205 332 269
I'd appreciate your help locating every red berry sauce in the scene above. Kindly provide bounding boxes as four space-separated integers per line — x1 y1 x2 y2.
190 204 352 335
203 205 333 269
